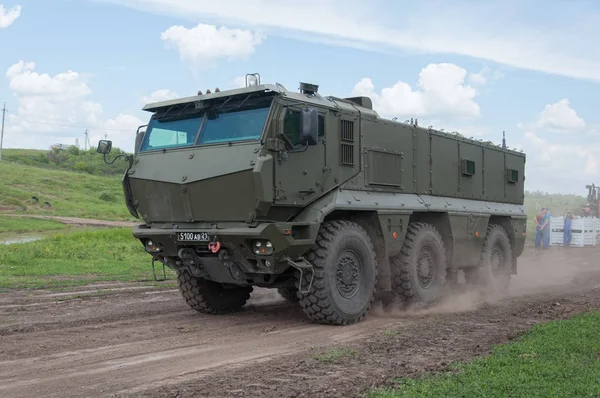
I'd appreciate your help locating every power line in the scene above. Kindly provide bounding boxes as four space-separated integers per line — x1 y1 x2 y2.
5 110 145 133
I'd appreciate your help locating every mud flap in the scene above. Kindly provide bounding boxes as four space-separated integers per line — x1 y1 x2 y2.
152 258 167 282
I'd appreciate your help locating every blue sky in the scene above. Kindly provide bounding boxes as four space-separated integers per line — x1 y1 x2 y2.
0 0 599 195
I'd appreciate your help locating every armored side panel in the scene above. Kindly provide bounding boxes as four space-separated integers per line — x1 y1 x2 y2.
341 118 525 206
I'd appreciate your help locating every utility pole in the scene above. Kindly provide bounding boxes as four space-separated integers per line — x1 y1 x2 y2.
0 102 6 161
84 129 88 150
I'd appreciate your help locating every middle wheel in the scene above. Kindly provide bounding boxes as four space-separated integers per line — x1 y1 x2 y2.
392 222 447 307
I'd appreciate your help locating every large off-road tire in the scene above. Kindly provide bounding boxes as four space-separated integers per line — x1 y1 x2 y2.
176 269 253 314
296 220 378 326
277 287 299 302
391 222 447 308
469 224 513 292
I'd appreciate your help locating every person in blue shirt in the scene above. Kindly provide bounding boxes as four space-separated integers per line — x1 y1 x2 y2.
533 210 545 251
563 210 573 247
539 208 552 249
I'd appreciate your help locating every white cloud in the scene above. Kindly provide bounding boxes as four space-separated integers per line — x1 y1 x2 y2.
6 61 102 135
0 4 21 28
514 99 599 194
519 131 599 194
517 99 589 136
351 63 480 120
161 23 265 68
531 99 586 132
4 60 143 152
468 66 503 86
99 0 600 83
140 89 179 105
469 73 487 86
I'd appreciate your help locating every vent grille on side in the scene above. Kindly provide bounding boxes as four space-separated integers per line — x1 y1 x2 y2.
341 120 355 166
366 150 403 187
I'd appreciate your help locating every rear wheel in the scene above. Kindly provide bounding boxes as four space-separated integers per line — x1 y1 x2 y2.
296 220 378 325
391 222 447 308
469 224 513 292
177 269 253 314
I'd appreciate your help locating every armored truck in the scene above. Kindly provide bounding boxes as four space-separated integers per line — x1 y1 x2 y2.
97 74 527 326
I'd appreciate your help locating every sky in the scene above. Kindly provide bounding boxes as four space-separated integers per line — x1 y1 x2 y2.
0 0 599 195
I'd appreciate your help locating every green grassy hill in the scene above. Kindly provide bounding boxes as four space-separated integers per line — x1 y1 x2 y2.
0 159 135 221
1 146 129 176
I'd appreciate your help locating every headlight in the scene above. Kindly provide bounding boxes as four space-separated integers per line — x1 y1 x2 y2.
145 240 162 253
253 240 273 255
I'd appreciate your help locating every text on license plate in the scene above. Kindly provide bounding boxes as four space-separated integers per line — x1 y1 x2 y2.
177 232 211 242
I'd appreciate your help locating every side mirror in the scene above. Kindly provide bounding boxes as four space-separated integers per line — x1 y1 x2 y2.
299 108 318 146
97 140 112 154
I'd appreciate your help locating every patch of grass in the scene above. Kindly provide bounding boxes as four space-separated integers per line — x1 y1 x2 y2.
0 160 134 221
0 216 67 233
314 348 358 364
0 227 175 289
367 311 600 398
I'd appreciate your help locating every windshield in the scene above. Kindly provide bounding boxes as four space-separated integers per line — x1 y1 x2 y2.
199 106 270 144
140 118 201 151
139 101 272 152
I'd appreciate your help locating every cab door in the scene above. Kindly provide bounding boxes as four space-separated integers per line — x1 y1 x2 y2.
274 105 331 206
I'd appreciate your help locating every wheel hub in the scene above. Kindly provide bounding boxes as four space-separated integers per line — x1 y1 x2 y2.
491 244 506 275
417 247 435 288
336 250 361 298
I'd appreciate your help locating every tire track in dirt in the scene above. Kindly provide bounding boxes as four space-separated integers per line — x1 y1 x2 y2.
0 287 402 398
0 247 599 398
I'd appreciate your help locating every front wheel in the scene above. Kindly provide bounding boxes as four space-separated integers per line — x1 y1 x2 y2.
296 220 378 326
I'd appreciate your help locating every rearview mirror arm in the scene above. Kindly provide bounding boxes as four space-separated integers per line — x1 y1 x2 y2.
103 153 133 168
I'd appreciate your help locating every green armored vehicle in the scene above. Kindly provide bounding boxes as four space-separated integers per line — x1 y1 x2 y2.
97 74 527 326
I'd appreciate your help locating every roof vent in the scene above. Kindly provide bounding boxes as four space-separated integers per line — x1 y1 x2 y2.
299 82 319 96
344 96 373 110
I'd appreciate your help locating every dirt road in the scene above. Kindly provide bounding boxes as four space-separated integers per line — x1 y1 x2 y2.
1 247 600 398
3 214 137 228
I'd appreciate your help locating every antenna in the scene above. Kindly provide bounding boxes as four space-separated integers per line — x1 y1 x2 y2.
502 131 506 149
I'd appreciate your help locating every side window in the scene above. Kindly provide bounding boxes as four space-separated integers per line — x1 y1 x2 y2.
318 115 325 137
283 109 301 146
283 108 326 146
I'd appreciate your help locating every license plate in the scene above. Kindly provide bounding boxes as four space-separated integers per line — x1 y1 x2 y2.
177 232 211 242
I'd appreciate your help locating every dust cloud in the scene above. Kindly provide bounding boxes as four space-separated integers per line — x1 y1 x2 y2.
375 246 600 318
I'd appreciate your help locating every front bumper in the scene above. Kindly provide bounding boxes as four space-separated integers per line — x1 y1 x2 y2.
132 221 319 274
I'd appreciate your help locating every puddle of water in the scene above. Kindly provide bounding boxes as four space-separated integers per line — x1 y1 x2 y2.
3 236 41 245
0 227 90 245
0 231 48 245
